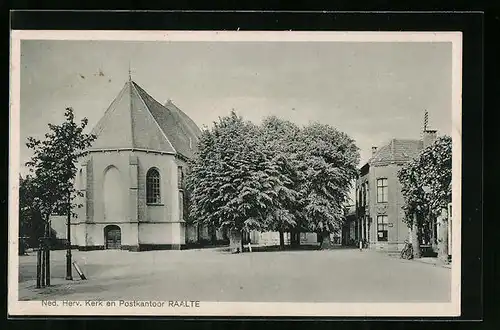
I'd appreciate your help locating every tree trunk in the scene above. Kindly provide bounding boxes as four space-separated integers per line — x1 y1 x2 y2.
430 217 438 252
437 208 449 263
19 238 26 256
229 229 242 253
279 230 285 249
320 232 334 250
211 227 217 245
411 214 421 258
290 229 300 247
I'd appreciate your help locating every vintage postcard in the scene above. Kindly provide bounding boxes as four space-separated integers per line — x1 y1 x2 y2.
9 30 462 317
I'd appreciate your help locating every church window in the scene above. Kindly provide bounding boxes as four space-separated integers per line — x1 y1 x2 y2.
146 168 161 204
178 166 184 189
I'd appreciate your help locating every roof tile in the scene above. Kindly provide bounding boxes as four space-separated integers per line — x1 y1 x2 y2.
90 80 201 159
369 139 423 165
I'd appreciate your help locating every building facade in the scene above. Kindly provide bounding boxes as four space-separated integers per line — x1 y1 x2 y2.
355 130 437 252
65 79 223 251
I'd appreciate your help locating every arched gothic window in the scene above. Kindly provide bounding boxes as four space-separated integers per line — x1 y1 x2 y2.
177 166 184 189
146 168 161 204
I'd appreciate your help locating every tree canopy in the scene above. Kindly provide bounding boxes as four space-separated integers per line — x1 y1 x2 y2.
298 123 360 237
186 111 360 248
24 107 96 227
259 116 303 234
187 111 281 233
397 135 452 227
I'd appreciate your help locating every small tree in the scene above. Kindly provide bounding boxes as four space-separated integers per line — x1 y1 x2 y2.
398 136 452 260
25 108 95 284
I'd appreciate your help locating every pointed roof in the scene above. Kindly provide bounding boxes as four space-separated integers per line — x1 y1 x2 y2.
90 80 201 159
368 138 423 166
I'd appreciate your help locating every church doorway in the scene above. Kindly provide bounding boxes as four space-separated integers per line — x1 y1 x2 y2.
104 225 121 249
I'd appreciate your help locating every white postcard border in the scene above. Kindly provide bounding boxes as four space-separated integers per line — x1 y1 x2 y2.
9 30 463 317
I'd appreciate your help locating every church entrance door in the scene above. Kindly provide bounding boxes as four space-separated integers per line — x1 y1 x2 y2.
104 225 121 249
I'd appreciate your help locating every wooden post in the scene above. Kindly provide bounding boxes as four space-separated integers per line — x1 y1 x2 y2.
36 246 42 288
72 262 87 280
40 243 45 288
45 221 51 286
66 189 73 280
45 247 50 286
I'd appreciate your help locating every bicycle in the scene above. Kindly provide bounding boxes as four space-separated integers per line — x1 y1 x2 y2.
400 240 414 260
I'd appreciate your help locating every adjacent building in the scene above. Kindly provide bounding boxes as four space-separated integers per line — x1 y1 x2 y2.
355 129 437 252
341 205 357 246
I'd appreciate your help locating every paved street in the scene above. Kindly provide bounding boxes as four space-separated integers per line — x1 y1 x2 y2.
18 248 451 302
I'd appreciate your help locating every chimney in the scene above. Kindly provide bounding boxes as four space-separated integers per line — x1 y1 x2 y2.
423 129 437 148
371 146 378 156
422 110 437 148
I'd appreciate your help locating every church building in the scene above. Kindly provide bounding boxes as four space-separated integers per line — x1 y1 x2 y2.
69 78 221 251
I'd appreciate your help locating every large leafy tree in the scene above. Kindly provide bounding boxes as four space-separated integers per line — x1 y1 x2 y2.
187 112 360 252
25 107 96 243
259 116 303 248
187 111 281 250
297 123 360 249
398 135 452 259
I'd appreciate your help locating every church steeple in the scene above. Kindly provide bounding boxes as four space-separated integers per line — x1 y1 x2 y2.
128 61 132 82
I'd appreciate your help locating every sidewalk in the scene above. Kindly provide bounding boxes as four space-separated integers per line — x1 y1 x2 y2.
363 248 452 269
412 257 452 269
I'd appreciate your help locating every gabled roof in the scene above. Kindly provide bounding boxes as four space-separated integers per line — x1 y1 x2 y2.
368 139 423 166
90 80 201 159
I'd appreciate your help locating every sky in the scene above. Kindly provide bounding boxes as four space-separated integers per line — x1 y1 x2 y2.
18 40 453 201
